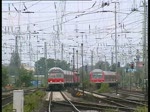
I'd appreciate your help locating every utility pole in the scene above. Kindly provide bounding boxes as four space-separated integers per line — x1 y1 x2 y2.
28 18 32 68
14 26 20 83
135 49 139 87
44 42 47 86
72 48 75 88
69 52 71 69
104 55 107 71
130 68 131 91
81 43 84 96
15 35 18 54
54 35 56 67
28 23 32 69
76 50 78 72
22 11 34 68
72 48 75 72
76 50 79 90
142 0 147 99
61 43 63 61
111 52 114 66
112 1 119 95
36 35 39 88
128 43 132 91
91 50 93 71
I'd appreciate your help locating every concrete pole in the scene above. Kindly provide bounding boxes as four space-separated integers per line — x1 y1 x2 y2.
142 0 147 99
44 42 47 86
73 48 75 72
81 43 84 96
36 36 39 88
76 50 78 72
91 50 93 71
111 52 114 66
13 90 24 112
76 50 79 90
61 43 63 61
104 55 107 71
112 2 119 95
54 36 56 67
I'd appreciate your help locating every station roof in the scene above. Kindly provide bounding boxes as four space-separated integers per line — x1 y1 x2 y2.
48 67 63 72
91 69 116 75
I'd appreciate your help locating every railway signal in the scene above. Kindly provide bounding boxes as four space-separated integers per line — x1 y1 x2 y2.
85 65 88 72
126 67 128 73
117 62 120 67
130 62 134 69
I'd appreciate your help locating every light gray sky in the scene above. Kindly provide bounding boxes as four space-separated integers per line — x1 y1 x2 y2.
2 0 148 68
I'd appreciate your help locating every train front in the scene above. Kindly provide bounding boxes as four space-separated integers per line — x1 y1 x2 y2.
90 69 104 83
47 67 64 91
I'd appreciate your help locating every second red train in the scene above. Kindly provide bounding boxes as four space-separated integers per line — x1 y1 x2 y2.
47 67 119 90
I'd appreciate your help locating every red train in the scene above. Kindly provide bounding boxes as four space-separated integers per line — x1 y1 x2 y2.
89 69 119 84
47 67 119 90
47 67 80 90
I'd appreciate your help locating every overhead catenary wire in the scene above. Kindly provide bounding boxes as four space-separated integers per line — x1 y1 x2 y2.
2 0 145 66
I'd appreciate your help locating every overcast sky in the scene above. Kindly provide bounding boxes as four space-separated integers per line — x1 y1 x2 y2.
2 0 148 68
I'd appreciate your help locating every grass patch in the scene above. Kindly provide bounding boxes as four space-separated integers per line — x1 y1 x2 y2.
2 104 13 112
134 106 148 112
98 83 111 93
2 90 46 112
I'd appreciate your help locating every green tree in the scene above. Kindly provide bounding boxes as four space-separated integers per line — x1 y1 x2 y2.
2 65 9 87
98 83 110 93
35 58 71 75
15 67 33 87
110 63 116 71
9 51 21 76
94 60 110 70
35 57 46 75
55 60 70 70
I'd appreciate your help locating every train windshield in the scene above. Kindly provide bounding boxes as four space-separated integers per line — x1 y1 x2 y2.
93 72 102 78
48 73 64 78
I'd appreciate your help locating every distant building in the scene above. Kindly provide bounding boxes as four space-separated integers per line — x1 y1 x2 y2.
2 63 9 67
21 63 35 71
136 62 143 68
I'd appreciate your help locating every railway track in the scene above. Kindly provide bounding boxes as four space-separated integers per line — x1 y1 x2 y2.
2 87 39 97
2 95 13 108
117 89 145 99
48 91 80 112
118 88 143 93
2 88 38 108
77 89 147 110
41 90 138 112
92 91 147 107
3 88 147 112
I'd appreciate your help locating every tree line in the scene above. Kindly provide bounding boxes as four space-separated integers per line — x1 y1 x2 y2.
2 51 143 88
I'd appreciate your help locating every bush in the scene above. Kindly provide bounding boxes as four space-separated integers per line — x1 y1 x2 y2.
2 104 13 112
98 83 110 93
24 90 46 111
134 106 148 112
2 90 46 112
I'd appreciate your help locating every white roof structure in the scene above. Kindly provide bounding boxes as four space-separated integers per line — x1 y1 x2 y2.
92 69 103 73
91 69 116 76
63 70 73 75
48 67 63 72
21 63 35 71
103 71 116 75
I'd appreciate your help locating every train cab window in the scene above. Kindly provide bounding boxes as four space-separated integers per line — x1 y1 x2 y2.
48 73 56 78
49 73 63 78
56 73 63 78
93 72 102 78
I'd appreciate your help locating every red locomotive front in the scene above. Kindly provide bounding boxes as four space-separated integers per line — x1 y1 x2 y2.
90 69 104 83
47 67 64 90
